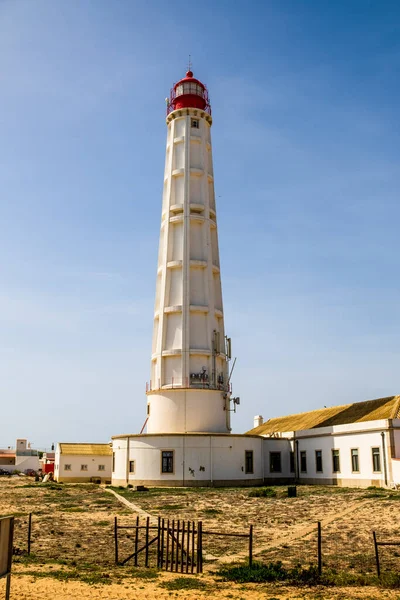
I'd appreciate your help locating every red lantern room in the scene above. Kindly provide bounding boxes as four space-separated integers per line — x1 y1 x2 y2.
167 70 211 116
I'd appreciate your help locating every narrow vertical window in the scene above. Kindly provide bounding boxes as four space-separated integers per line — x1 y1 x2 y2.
351 449 359 473
112 452 115 472
300 451 307 473
372 447 381 472
315 450 323 473
162 450 174 473
129 460 135 473
245 450 254 474
289 451 295 473
191 119 199 129
332 449 340 473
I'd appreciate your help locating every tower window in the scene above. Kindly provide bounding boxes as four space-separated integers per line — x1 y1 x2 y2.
129 460 135 473
191 119 199 129
147 403 150 416
245 450 254 474
161 450 174 473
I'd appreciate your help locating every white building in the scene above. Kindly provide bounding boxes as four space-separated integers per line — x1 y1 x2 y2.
54 443 112 483
0 439 39 474
250 395 400 488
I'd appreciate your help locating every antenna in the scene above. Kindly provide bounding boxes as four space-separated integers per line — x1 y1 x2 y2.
188 54 192 71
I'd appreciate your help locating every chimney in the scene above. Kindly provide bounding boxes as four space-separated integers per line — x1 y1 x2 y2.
253 415 264 428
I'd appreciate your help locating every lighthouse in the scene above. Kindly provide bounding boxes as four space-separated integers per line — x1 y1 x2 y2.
146 69 231 434
111 68 264 488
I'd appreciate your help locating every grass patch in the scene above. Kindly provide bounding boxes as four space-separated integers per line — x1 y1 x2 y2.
202 508 223 515
248 487 277 498
217 561 400 588
155 504 185 511
93 520 110 527
22 568 113 585
61 506 87 512
159 576 207 590
131 568 159 579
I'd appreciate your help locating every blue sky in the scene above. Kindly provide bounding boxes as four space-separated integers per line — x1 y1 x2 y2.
1 1 399 449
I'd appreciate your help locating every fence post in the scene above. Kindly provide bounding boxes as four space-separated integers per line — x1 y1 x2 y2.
157 516 161 568
145 516 150 567
27 513 32 555
134 516 139 566
197 521 203 574
317 521 322 576
114 517 118 565
373 531 380 577
249 524 253 568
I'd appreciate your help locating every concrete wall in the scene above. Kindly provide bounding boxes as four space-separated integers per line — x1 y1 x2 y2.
54 451 112 483
112 434 263 487
392 459 400 484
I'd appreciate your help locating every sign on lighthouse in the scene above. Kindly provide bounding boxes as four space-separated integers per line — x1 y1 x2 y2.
146 69 232 434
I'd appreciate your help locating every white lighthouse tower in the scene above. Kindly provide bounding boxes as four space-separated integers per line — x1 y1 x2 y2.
146 69 231 434
112 68 264 488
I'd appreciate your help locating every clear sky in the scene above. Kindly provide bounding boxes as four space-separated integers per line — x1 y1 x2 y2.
1 1 399 449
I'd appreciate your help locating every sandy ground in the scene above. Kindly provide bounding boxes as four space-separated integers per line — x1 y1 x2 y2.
6 571 400 600
2 479 400 599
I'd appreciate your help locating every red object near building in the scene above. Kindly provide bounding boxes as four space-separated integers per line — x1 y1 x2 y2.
43 463 54 474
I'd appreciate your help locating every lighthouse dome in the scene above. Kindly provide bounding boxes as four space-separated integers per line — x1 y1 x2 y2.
167 70 211 115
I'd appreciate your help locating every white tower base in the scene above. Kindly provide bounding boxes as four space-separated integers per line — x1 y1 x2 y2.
147 389 230 433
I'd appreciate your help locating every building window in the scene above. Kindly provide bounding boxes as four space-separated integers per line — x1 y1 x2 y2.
161 450 174 474
300 451 307 473
269 452 281 473
332 449 340 473
191 119 199 129
112 452 115 472
315 450 323 473
372 447 381 472
64 464 71 471
129 460 135 473
81 464 88 471
147 403 150 415
245 450 254 474
98 465 105 471
289 451 295 473
351 449 359 473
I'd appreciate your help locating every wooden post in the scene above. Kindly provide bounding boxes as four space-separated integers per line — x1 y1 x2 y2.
175 519 180 572
249 524 253 568
171 520 175 571
145 516 150 567
157 517 161 568
27 512 32 555
373 531 380 577
181 520 185 573
317 521 322 576
197 521 203 574
5 517 14 600
191 521 195 574
5 574 11 600
114 517 119 565
160 518 165 569
186 521 190 574
166 519 170 571
134 516 139 567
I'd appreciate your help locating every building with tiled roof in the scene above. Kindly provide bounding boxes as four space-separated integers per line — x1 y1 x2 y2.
54 442 112 483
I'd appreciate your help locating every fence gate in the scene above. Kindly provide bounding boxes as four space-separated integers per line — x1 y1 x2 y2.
115 516 202 573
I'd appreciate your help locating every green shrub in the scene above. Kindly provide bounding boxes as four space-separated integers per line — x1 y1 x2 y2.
248 487 277 498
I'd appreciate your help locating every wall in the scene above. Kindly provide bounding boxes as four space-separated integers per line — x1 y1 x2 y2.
112 434 263 487
55 451 112 483
281 420 395 487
